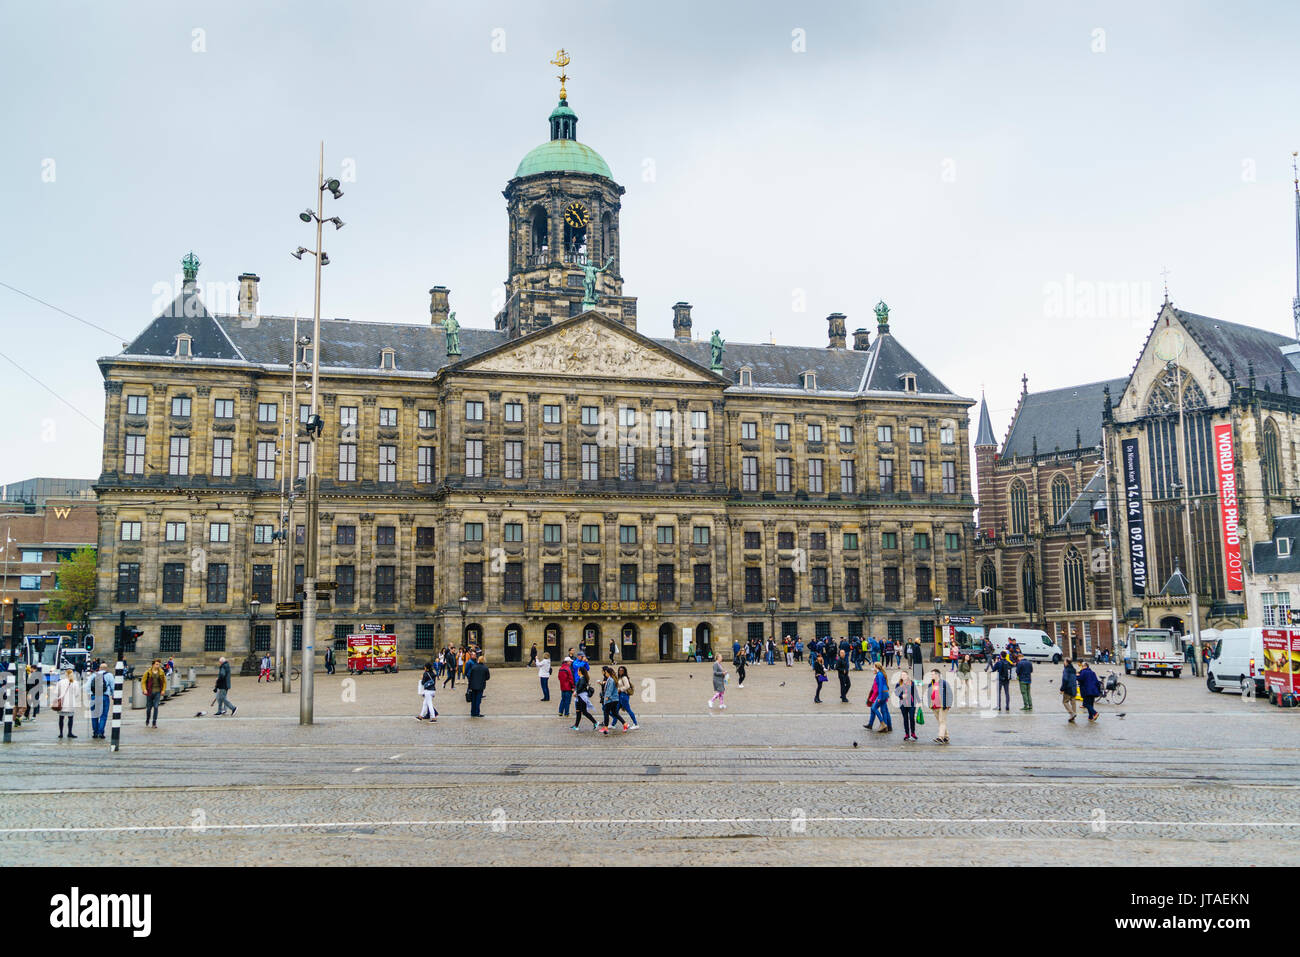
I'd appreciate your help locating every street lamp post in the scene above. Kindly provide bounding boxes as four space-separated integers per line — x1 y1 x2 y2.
459 595 469 646
249 598 261 659
295 142 345 726
934 596 942 662
767 596 777 650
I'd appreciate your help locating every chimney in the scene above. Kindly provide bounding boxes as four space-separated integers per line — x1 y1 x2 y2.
853 328 871 351
826 312 847 349
237 273 260 319
672 301 693 342
429 286 450 326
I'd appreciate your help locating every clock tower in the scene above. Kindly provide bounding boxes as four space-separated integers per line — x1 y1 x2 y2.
498 52 637 338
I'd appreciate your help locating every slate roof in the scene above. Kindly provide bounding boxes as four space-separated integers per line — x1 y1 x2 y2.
1057 466 1106 526
1251 515 1300 576
1176 308 1296 394
1160 563 1190 597
974 394 996 446
110 291 962 398
1001 377 1128 459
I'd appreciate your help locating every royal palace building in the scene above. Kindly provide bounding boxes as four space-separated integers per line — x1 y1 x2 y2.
90 72 979 666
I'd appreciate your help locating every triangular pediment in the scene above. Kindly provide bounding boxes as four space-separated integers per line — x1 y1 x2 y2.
453 311 722 383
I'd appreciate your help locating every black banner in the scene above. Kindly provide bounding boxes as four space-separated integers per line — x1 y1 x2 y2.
1123 437 1148 597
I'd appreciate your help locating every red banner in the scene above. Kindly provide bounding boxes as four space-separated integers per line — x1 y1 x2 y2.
1213 423 1243 592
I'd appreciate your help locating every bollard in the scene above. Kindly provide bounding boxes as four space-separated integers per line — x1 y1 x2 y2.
131 677 146 710
110 659 124 752
188 666 196 689
3 664 13 744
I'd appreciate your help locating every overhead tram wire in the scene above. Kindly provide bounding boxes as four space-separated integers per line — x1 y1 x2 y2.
0 349 102 430
0 279 128 342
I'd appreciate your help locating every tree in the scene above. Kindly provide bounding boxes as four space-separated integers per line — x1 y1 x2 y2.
46 547 97 633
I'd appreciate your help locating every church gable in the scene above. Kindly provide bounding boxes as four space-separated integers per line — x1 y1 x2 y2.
455 312 719 382
1113 304 1223 421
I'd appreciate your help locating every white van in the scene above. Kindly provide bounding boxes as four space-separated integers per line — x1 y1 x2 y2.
1206 628 1266 696
988 628 1061 663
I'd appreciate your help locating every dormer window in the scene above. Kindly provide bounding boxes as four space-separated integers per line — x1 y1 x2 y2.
899 373 918 393
1279 538 1292 559
380 348 396 371
738 367 753 387
801 371 817 390
175 334 192 358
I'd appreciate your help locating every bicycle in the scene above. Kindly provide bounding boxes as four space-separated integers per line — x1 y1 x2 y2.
1099 669 1127 706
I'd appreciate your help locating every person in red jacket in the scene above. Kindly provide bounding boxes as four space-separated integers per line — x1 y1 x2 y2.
557 656 575 718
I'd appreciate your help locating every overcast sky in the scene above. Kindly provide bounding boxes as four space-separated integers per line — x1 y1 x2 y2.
3 0 1299 485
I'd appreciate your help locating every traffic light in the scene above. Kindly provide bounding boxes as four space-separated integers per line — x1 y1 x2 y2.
115 611 142 652
85 634 94 651
12 609 23 641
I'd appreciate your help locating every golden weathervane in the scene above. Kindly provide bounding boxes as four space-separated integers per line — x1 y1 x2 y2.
550 48 570 100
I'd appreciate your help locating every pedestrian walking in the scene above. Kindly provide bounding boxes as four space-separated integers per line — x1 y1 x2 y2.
609 639 618 663
598 667 628 733
89 661 114 738
983 637 995 671
863 662 892 732
895 671 919 740
1059 658 1079 723
571 667 598 731
784 642 793 667
813 654 827 703
557 656 574 717
324 645 335 675
141 659 166 731
417 662 438 722
992 652 1014 712
1077 661 1102 722
466 653 490 717
836 649 852 702
53 668 81 739
927 669 953 744
1015 654 1034 710
1184 640 1200 677
537 652 552 701
214 657 237 716
616 665 640 730
735 648 747 688
708 657 728 709
911 640 924 679
948 640 959 672
957 654 973 706
528 644 538 667
258 654 272 683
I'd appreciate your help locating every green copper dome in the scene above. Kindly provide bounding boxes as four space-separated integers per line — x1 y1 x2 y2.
513 98 613 180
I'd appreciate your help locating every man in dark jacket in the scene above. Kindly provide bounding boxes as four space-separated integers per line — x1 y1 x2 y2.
835 649 852 702
214 657 236 716
1014 654 1034 710
1077 662 1102 721
324 645 335 675
466 654 490 717
1059 658 1079 722
992 653 1014 711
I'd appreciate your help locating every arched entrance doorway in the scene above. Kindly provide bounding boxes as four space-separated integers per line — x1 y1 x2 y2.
503 623 523 663
1159 615 1185 635
659 623 674 661
696 622 713 660
581 622 601 661
465 624 483 649
543 622 562 661
620 622 639 661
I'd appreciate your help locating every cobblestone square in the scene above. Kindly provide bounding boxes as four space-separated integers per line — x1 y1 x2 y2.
2 660 1297 865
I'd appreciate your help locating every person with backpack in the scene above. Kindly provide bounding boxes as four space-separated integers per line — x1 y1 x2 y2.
1014 653 1034 710
927 669 953 744
89 661 115 738
1059 658 1079 723
992 652 1014 712
599 666 628 733
557 656 574 717
571 667 598 731
214 657 236 716
616 666 639 730
417 662 438 722
863 662 892 733
141 659 166 731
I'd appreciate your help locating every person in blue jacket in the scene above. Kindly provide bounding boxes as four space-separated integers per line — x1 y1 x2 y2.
1077 661 1102 722
863 662 892 733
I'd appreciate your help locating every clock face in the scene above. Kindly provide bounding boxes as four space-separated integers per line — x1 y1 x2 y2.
564 202 589 228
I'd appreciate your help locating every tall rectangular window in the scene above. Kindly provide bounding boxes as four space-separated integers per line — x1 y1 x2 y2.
691 446 708 482
741 421 757 440
619 564 638 601
251 564 273 602
378 407 397 427
807 423 823 443
744 566 763 603
581 443 599 480
169 436 190 476
945 532 960 551
213 398 233 419
882 531 898 550
657 564 675 601
543 563 562 600
543 441 561 480
297 442 312 479
374 565 396 603
211 438 232 477
775 457 792 492
256 441 276 480
335 565 355 604
693 526 710 545
619 444 636 481
878 457 894 493
940 425 955 445
463 562 484 601
839 459 855 494
807 458 824 493
693 564 713 601
416 526 435 548
910 459 926 493
883 567 900 603
742 456 758 491
844 567 861 603
583 564 601 602
941 460 956 494
811 567 829 603
418 409 436 429
839 425 854 444
843 531 859 550
775 422 790 441
915 567 932 603
159 625 182 653
946 567 964 602
465 439 483 478
171 396 191 417
418 446 435 483
778 531 795 550
744 530 761 550
909 425 924 444
542 404 561 424
378 445 396 483
914 532 931 550
503 563 523 602
655 445 673 482
581 405 599 426
206 563 229 603
117 562 140 603
877 424 893 443
778 566 796 603
340 406 358 435
619 525 637 545
124 434 145 475
504 440 523 479
337 443 357 481
465 401 485 422
504 401 523 423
